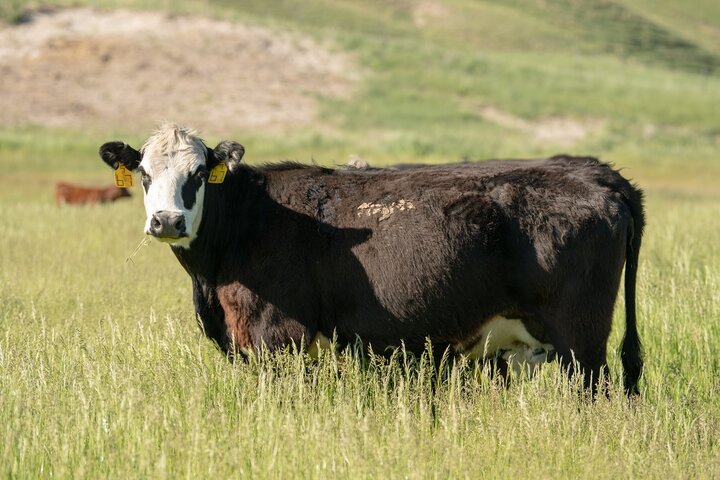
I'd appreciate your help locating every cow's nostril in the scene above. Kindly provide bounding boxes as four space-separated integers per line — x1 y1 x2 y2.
174 216 186 232
151 215 162 231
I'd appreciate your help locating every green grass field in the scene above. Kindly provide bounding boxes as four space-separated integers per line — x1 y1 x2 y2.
1 0 719 477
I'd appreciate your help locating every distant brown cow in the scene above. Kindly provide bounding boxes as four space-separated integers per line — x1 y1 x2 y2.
55 183 131 205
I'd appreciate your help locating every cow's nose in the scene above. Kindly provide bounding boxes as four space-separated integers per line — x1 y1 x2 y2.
149 211 186 238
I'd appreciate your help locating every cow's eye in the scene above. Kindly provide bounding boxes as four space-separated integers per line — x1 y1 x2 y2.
193 167 208 181
137 167 152 191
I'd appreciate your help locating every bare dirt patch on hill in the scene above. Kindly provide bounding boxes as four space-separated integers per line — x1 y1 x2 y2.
479 106 605 146
0 8 357 135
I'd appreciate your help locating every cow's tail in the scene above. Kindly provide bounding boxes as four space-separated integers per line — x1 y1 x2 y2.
621 184 645 395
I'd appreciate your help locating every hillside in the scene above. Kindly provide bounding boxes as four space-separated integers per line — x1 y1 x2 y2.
1 0 719 190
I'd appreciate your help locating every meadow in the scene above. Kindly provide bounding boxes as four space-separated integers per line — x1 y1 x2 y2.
1 0 719 477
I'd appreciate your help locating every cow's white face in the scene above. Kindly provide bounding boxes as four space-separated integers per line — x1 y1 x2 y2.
99 124 246 248
137 128 209 247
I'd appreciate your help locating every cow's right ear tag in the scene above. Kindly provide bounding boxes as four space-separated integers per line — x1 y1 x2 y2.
208 162 227 184
114 165 133 188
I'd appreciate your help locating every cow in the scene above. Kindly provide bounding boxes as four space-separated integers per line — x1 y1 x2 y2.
99 123 644 394
56 182 131 205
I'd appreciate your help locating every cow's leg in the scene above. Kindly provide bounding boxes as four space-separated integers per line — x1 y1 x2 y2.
542 234 625 396
217 283 318 357
247 317 317 356
556 339 608 395
543 304 613 396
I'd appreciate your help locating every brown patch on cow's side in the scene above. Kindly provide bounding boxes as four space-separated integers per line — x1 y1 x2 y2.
0 8 358 134
216 283 257 354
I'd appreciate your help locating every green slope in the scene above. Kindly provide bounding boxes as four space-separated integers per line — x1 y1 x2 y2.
1 0 719 189
617 0 720 57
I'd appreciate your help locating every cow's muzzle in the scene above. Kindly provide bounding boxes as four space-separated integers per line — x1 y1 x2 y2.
148 211 187 239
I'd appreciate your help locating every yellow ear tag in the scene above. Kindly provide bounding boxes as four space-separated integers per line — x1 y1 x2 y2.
114 164 133 188
208 162 228 184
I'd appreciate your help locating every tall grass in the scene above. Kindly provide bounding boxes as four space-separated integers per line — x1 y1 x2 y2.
1 170 719 479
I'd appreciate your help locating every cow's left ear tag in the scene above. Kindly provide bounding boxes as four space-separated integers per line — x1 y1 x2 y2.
208 162 227 184
114 165 133 188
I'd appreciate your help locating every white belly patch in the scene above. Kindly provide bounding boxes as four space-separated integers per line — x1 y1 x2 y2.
457 316 555 374
306 332 335 359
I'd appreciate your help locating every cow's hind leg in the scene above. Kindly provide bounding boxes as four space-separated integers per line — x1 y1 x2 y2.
543 304 613 396
558 338 608 395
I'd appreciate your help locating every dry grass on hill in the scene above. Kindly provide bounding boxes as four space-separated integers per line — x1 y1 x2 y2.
0 8 358 135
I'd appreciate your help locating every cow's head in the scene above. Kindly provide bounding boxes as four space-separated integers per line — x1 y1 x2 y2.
99 124 245 247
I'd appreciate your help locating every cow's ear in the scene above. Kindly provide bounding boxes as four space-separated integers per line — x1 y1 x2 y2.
206 147 217 169
211 140 245 173
99 142 141 171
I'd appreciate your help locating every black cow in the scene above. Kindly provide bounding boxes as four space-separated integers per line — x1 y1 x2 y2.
99 123 644 394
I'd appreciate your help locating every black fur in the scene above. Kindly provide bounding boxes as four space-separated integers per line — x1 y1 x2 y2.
181 173 203 210
99 142 142 171
205 147 217 170
621 184 645 395
164 153 644 394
